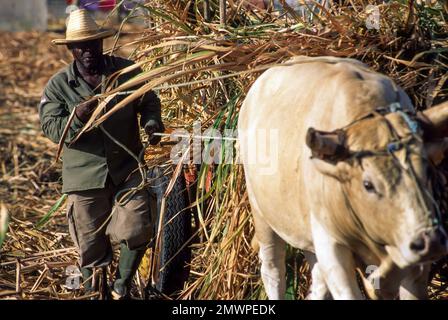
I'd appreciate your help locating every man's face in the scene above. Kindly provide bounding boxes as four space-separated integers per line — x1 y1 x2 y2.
68 39 103 70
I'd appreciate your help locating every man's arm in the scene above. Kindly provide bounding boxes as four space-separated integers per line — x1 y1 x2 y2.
38 83 85 145
114 58 165 144
127 63 164 145
137 90 165 145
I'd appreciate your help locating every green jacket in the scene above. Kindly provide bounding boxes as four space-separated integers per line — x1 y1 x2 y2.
39 55 164 193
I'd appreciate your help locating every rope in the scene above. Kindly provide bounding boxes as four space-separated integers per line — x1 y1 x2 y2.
378 103 441 228
99 124 148 206
341 185 387 247
90 125 151 236
341 102 443 235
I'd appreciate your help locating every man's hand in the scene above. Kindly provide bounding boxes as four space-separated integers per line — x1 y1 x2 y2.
144 120 162 145
75 99 98 123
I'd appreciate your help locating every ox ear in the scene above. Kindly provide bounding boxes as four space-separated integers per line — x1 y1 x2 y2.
419 101 448 164
425 138 448 166
305 128 349 162
419 101 448 140
306 127 351 181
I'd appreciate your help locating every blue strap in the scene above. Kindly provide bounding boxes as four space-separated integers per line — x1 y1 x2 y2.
387 102 419 134
398 111 419 134
387 142 402 153
389 102 401 112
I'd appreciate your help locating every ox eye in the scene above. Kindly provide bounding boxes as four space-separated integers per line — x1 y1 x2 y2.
363 180 376 193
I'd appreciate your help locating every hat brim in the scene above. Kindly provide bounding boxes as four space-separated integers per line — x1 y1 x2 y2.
51 30 115 45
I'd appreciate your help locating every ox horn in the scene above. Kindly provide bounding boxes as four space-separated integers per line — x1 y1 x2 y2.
306 128 348 161
419 101 448 139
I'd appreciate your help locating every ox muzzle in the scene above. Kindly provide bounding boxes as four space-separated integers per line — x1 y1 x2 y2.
409 226 448 262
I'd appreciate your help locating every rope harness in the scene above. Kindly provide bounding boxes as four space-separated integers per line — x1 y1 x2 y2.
337 101 443 248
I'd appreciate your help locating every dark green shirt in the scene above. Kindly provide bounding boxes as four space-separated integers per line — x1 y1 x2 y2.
39 55 163 193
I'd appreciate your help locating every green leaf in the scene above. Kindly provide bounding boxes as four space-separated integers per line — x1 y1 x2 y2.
0 204 9 250
35 194 68 229
285 246 305 300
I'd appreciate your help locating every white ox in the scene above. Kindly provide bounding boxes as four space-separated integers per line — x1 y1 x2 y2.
238 56 448 300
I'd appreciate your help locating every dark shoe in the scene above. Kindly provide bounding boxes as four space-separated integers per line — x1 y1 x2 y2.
112 243 146 300
81 267 94 292
145 284 169 300
110 281 129 300
81 267 110 300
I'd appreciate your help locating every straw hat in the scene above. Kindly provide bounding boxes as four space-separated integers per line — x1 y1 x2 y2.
52 9 115 45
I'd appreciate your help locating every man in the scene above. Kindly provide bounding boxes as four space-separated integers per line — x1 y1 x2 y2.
39 9 164 299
